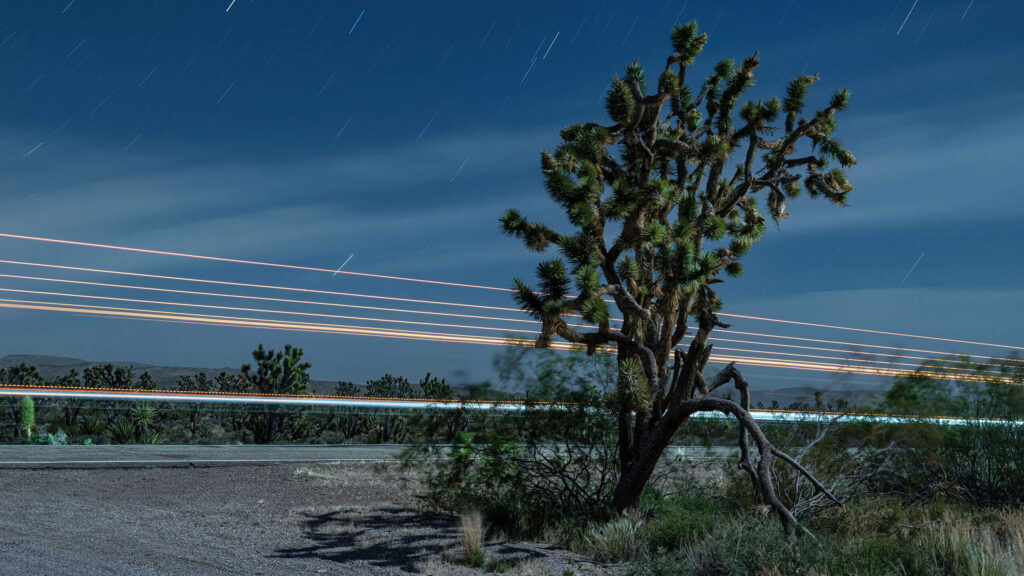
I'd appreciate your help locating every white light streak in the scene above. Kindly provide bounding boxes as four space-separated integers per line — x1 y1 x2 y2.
897 0 919 35
542 31 560 59
0 386 1015 427
450 156 469 182
216 82 234 105
21 142 43 159
348 9 365 35
333 254 355 276
67 39 85 58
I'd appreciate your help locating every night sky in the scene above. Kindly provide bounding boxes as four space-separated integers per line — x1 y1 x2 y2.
0 1 1021 393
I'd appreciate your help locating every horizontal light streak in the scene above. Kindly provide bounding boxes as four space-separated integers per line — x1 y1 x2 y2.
0 287 987 376
0 296 1007 384
0 270 534 324
2 232 1020 352
0 267 1008 372
719 312 1024 352
708 334 1008 372
0 286 522 335
719 328 1023 367
0 232 509 292
0 259 525 316
0 385 1016 427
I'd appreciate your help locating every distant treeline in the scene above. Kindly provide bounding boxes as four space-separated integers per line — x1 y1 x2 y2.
0 343 504 445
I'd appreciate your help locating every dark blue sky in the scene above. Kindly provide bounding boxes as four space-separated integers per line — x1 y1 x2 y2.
0 0 1021 392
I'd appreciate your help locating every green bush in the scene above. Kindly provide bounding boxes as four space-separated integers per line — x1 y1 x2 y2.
640 492 726 551
405 346 620 538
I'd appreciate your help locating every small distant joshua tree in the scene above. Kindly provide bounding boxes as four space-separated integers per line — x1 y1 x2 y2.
501 20 855 537
241 344 311 443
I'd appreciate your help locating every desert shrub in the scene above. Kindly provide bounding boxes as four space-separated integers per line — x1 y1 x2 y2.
409 346 619 537
632 490 1024 576
899 511 1024 576
636 515 831 576
136 429 164 444
581 513 646 563
418 397 618 537
640 491 727 551
460 511 486 567
869 358 1024 507
107 417 136 443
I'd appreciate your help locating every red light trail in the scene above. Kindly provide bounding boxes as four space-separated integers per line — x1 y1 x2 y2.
1 232 1020 352
1 258 1019 367
0 296 1008 384
0 232 510 292
0 281 995 376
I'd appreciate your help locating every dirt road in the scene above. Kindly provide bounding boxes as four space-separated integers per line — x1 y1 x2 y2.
0 460 612 575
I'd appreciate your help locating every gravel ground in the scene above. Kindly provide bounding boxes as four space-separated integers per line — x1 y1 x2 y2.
0 463 619 575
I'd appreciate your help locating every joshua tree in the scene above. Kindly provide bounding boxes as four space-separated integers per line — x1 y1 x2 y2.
178 372 215 436
52 369 85 432
83 364 139 424
240 344 311 443
500 20 853 538
419 373 453 400
364 373 416 443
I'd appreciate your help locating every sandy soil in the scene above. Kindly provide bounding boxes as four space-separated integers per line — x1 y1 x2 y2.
0 463 618 575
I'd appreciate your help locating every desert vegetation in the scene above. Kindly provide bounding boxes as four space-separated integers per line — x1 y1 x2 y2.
0 345 495 446
403 346 1024 574
402 18 1024 574
3 17 1022 576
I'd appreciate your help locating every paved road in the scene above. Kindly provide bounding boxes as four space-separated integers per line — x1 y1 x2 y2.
0 443 735 469
0 444 411 468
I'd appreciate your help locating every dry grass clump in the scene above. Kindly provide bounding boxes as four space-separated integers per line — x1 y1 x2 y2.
581 511 646 563
907 510 1024 576
460 510 486 567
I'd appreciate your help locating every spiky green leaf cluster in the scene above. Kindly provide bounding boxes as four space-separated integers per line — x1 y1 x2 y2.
605 81 636 125
670 20 707 65
617 357 650 412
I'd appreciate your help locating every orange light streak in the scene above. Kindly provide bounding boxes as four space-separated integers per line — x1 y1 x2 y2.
0 280 987 375
718 312 1024 352
6 256 1015 366
0 287 523 334
0 272 533 325
709 334 1010 372
0 285 975 375
2 233 1020 352
0 296 1007 384
719 328 1023 366
0 260 524 315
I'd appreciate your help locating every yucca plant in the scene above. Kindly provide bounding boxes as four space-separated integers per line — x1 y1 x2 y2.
136 430 164 445
19 396 35 440
130 403 157 436
108 417 136 444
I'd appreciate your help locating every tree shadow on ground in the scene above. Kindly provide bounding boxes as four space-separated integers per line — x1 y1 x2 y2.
273 506 549 573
